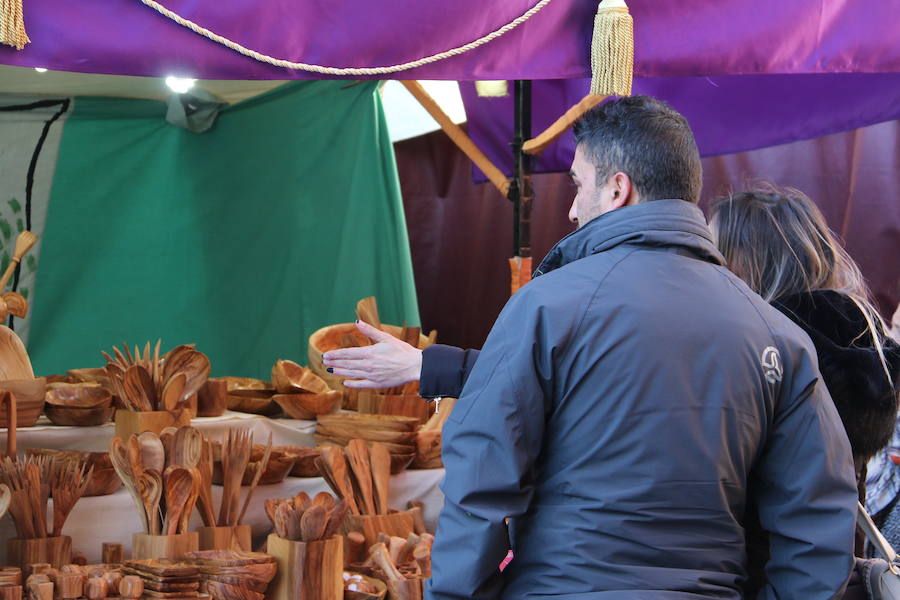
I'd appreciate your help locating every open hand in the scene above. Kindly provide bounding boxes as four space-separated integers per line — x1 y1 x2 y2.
321 321 422 389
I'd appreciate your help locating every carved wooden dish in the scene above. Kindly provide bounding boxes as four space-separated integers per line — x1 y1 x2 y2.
273 391 342 420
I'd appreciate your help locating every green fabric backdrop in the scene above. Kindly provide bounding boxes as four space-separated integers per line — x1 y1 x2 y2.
29 81 419 378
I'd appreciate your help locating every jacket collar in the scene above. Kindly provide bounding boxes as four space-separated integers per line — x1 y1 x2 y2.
534 200 725 277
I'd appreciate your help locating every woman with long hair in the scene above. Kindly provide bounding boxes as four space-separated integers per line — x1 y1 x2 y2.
710 185 899 486
709 186 900 562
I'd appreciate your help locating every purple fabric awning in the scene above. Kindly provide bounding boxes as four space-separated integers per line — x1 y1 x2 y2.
462 73 900 177
2 1 899 80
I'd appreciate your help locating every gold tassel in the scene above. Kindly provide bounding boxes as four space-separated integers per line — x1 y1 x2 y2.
1 0 30 50
590 0 633 96
475 81 509 98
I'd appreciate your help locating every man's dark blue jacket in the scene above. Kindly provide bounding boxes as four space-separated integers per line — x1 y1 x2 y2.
426 200 857 599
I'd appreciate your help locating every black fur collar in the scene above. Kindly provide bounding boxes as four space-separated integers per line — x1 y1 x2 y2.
773 290 900 461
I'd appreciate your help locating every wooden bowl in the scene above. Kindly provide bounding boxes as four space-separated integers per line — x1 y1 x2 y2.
271 360 330 394
44 404 115 426
84 466 123 496
308 323 433 389
222 377 279 416
212 450 296 485
276 446 321 477
314 435 414 456
315 423 417 445
356 391 433 426
344 572 387 600
273 392 341 420
317 413 420 433
45 385 112 409
0 377 46 427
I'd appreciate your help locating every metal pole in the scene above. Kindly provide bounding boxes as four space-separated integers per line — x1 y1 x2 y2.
510 80 533 259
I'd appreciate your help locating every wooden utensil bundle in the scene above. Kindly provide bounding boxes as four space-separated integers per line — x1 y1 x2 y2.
102 342 210 412
25 449 122 498
271 360 342 420
185 550 277 600
109 428 205 535
211 429 271 528
360 537 432 600
315 442 393 516
0 456 91 538
121 559 201 600
265 491 349 543
315 415 418 475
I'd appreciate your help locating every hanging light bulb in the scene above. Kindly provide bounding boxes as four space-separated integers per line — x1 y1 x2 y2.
165 76 196 94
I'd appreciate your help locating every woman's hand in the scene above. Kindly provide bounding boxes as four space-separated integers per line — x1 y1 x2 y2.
321 320 422 389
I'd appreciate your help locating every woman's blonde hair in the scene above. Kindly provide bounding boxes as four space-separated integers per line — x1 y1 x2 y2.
709 184 893 382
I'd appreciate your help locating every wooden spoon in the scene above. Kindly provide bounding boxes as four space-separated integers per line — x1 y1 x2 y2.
171 426 202 468
109 437 147 533
346 440 375 515
273 502 291 539
136 469 162 535
178 467 201 534
0 231 37 291
123 366 151 411
286 508 303 541
161 373 186 412
137 432 165 473
322 498 349 539
300 504 327 542
312 491 336 511
163 466 193 535
369 442 392 515
235 434 272 526
292 491 311 512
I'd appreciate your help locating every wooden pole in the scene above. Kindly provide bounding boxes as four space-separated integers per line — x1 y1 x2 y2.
400 81 509 196
522 94 607 155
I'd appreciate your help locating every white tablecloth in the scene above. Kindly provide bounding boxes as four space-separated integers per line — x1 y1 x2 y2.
0 411 446 562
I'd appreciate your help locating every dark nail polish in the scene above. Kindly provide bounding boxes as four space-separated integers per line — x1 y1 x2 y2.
326 367 334 373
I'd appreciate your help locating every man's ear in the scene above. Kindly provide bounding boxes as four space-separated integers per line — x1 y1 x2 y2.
609 172 634 210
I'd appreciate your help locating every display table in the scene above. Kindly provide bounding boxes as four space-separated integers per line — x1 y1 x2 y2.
0 411 446 562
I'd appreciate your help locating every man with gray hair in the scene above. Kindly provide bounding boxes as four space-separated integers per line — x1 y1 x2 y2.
327 96 858 599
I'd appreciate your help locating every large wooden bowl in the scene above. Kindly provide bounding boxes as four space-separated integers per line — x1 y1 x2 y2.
44 405 115 426
0 377 46 427
315 423 417 445
46 385 112 409
273 391 341 420
307 323 432 389
271 360 330 394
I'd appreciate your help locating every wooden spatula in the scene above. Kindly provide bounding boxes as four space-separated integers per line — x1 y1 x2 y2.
346 440 376 515
0 231 37 292
369 442 392 515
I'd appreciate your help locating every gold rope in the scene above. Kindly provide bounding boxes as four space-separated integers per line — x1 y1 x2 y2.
0 0 30 50
138 0 553 75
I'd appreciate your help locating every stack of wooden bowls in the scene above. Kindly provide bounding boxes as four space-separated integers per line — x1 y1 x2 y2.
315 414 419 474
185 550 277 600
44 385 114 426
221 377 279 416
271 360 341 420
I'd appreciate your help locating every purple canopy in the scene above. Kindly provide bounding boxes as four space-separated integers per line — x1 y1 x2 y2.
2 1 899 80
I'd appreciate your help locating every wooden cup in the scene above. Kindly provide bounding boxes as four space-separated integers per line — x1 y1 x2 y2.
0 584 21 600
266 534 343 600
114 409 191 439
197 380 227 418
131 532 198 560
101 542 123 565
7 537 71 570
197 525 251 551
